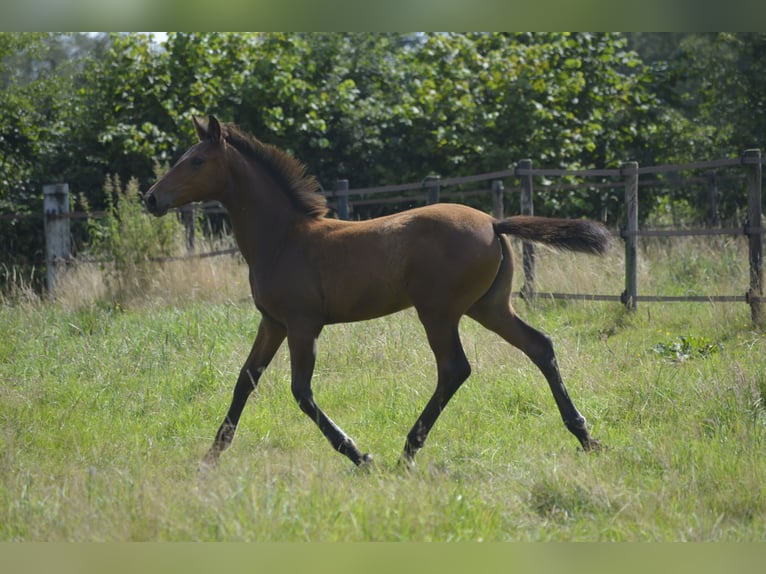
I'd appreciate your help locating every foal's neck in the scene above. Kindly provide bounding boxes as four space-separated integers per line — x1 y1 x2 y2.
221 155 305 268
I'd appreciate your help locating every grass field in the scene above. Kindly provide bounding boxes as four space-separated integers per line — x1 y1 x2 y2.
1 235 765 541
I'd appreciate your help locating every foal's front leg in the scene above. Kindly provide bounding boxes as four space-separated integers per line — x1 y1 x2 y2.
287 327 372 466
201 315 286 467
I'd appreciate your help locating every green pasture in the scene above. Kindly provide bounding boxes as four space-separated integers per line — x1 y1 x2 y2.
1 237 765 541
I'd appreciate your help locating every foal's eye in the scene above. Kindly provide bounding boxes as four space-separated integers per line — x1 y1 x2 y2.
190 156 204 167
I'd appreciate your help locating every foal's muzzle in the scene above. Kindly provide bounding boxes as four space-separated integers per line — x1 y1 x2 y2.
143 190 167 217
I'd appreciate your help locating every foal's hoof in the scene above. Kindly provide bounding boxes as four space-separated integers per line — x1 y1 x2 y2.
581 437 605 452
354 453 374 472
396 455 416 473
198 450 221 474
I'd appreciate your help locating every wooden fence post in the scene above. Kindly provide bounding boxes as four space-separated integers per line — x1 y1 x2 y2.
336 179 349 220
622 161 639 311
491 179 504 219
518 159 536 301
707 171 720 227
43 183 70 295
744 149 763 326
424 175 440 205
181 205 196 252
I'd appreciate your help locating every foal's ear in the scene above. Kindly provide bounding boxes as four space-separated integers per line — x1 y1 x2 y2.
192 114 223 143
207 114 222 143
193 115 208 141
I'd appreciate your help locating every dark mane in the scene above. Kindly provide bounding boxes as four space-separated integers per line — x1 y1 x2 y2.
222 123 327 218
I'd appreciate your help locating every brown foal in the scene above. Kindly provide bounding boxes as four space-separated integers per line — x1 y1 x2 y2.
144 115 608 469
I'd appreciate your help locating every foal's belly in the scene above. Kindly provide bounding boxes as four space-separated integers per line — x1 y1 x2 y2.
322 275 413 324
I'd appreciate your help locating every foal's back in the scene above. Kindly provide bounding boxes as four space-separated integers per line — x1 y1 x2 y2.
299 203 503 324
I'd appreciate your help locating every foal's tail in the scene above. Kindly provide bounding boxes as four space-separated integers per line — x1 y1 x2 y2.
493 215 610 255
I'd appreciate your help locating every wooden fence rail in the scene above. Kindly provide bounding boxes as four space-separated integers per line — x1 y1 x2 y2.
326 150 763 325
6 151 764 324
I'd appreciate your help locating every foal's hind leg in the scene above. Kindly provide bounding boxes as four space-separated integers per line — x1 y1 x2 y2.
287 325 372 467
400 315 472 467
201 314 286 467
468 301 600 451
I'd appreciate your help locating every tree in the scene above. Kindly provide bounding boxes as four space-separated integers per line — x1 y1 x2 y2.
0 33 78 272
627 33 766 222
7 32 759 291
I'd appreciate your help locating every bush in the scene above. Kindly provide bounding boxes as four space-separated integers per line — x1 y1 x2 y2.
87 170 184 297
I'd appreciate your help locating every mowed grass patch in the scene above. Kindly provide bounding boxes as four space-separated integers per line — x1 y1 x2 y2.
1 236 765 541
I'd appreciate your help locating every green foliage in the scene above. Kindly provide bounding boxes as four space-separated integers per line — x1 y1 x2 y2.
657 33 766 155
645 195 699 227
4 32 763 213
0 33 85 209
651 335 723 363
88 171 184 296
2 32 766 287
0 34 65 272
46 32 663 205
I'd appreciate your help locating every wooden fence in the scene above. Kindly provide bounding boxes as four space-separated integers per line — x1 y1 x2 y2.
326 149 763 324
8 150 764 324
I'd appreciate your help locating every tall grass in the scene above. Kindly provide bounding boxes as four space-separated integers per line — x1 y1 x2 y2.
1 231 764 541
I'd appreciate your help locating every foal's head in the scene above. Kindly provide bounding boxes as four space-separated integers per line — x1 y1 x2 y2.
144 115 228 216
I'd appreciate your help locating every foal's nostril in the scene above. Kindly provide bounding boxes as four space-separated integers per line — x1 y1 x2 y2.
144 191 169 217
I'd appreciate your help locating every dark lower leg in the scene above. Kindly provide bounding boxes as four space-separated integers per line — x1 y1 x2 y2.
401 395 447 463
469 305 599 451
400 324 471 465
202 365 262 465
535 353 599 450
288 329 370 467
520 325 600 451
294 391 371 466
202 317 286 466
